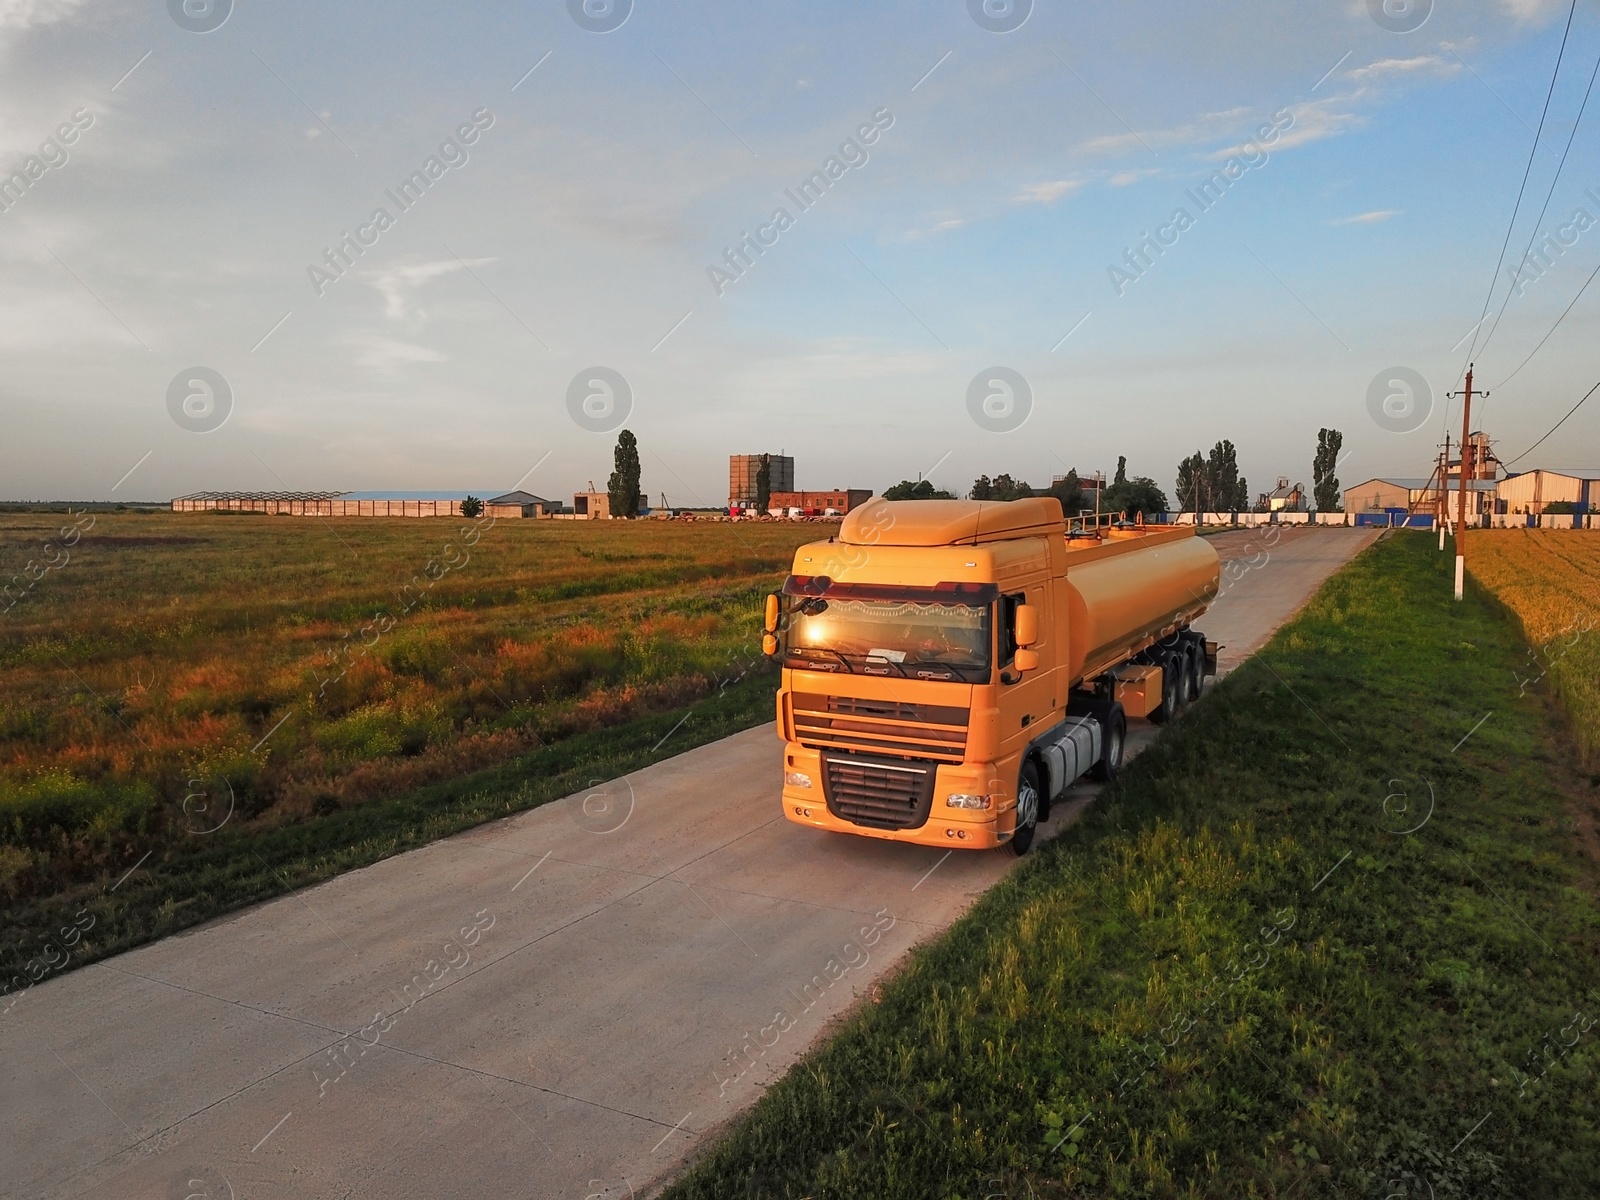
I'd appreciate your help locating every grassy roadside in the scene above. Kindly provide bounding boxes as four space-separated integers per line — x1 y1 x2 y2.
0 670 776 993
663 533 1600 1199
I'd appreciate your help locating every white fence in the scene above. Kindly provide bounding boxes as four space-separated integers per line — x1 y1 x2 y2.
1165 511 1346 527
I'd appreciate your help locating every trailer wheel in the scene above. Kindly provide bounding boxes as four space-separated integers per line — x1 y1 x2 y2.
1008 759 1041 856
1185 643 1205 702
1148 655 1182 724
1090 702 1126 781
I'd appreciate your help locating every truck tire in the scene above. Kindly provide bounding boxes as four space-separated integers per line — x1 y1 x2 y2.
1148 654 1182 724
1185 643 1205 702
1090 701 1126 781
1009 759 1042 856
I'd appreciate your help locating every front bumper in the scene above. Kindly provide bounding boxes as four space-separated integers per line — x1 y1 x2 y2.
779 745 1015 850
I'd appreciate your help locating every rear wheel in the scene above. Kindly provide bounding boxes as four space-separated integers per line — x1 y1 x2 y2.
1148 654 1182 724
1090 701 1126 781
1009 759 1041 856
1186 643 1205 702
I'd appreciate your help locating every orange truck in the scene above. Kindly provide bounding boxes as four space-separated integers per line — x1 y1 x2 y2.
762 497 1220 855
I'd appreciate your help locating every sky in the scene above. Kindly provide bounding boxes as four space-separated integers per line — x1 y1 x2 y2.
2 0 1598 506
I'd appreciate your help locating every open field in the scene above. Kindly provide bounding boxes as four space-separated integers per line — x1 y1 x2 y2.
0 513 817 962
1467 529 1600 765
0 530 1381 1199
660 532 1600 1199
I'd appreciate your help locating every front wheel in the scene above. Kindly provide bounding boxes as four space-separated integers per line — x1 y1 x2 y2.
1008 759 1041 857
1090 701 1126 781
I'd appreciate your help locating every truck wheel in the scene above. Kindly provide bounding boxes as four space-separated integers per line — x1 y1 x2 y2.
1149 655 1182 724
1008 760 1041 857
1186 644 1205 702
1090 702 1126 781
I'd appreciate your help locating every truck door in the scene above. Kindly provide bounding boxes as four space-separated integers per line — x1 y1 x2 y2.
997 579 1056 762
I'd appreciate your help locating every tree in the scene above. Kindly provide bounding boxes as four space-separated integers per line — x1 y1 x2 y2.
991 474 1032 501
1313 428 1343 512
1175 452 1206 515
461 495 483 518
1204 440 1248 511
883 479 956 500
970 475 994 500
1048 470 1084 516
755 453 772 513
608 429 642 518
1101 476 1169 518
1114 455 1128 487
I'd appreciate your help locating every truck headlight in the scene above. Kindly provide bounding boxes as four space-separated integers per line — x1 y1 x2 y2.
784 771 813 789
945 793 992 810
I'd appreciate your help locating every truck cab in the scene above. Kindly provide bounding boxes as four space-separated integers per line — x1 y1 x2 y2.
766 497 1218 854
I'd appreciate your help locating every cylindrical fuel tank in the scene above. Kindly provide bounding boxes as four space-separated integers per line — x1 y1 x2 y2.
1063 534 1219 681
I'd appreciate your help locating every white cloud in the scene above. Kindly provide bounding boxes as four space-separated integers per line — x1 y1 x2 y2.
1208 99 1362 159
1108 168 1161 186
1014 179 1080 205
1331 210 1401 225
365 257 495 321
0 0 84 39
1079 107 1251 157
1346 55 1459 83
1501 0 1565 20
348 334 447 373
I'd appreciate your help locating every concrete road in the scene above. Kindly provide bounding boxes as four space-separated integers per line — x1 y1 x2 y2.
1 528 1377 1200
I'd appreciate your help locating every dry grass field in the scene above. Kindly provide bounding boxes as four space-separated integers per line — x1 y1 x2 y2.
1469 529 1600 764
0 511 819 905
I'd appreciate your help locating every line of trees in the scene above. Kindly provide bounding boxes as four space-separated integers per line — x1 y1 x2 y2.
1175 440 1249 516
960 455 1169 518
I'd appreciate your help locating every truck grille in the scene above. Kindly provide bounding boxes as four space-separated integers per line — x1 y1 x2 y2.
791 693 968 763
822 753 937 830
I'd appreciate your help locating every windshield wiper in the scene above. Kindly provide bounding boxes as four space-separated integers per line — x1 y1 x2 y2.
788 647 855 673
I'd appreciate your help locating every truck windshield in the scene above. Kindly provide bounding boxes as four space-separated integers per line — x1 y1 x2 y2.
785 597 991 681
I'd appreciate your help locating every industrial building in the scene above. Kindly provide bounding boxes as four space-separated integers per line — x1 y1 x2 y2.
728 454 794 508
1495 468 1600 515
485 491 558 518
172 490 558 518
769 489 873 515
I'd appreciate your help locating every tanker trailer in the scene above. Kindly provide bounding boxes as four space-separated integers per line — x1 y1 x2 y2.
762 496 1219 855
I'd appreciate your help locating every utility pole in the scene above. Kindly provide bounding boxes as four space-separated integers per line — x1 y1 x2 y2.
1438 434 1450 550
1445 367 1489 601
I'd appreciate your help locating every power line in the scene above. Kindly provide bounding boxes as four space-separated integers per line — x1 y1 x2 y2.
1478 40 1600 377
1491 254 1600 389
1504 378 1600 465
1457 0 1579 381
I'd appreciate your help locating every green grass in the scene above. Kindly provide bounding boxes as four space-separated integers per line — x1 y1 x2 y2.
1 670 776 995
662 532 1600 1200
0 512 817 906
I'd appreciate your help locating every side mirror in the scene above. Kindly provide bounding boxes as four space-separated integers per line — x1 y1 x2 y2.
1014 647 1040 673
1014 603 1039 648
762 633 779 657
764 593 780 634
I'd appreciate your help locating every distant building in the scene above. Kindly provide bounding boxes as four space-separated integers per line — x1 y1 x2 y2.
1344 476 1497 519
769 489 872 515
1257 477 1306 512
1344 478 1429 513
485 491 557 518
172 491 471 517
570 489 648 519
1496 469 1600 515
1052 470 1106 494
729 454 794 508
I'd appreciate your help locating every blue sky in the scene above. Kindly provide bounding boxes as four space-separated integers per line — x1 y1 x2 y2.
2 0 1597 505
